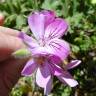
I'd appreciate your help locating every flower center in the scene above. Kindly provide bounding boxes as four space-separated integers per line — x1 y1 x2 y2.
34 56 46 65
39 38 47 47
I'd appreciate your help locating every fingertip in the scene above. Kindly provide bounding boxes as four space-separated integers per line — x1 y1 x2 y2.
0 26 20 37
0 33 26 62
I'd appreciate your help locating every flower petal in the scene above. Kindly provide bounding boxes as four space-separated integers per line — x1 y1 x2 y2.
44 76 52 95
49 62 64 76
36 62 51 89
40 10 55 28
48 55 62 65
47 38 70 60
21 59 37 76
28 46 49 55
28 12 45 40
19 32 39 48
29 39 70 60
50 63 78 87
57 72 78 87
66 60 81 70
44 18 68 39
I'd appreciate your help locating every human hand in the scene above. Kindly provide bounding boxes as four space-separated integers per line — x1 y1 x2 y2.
0 15 28 96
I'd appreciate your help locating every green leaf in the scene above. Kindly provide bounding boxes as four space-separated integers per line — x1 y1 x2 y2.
12 49 31 59
16 15 26 29
91 0 96 4
4 14 17 27
72 45 80 53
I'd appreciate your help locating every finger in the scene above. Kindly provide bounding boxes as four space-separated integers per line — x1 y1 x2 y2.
0 58 29 95
0 26 20 37
0 13 4 26
0 33 26 62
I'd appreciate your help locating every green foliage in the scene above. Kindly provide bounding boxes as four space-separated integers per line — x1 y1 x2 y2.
0 0 96 96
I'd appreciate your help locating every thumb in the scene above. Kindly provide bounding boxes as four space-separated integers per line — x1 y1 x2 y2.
0 33 25 62
0 13 4 26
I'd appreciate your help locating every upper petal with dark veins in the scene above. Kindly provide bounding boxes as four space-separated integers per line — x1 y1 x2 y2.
28 10 55 40
44 18 68 39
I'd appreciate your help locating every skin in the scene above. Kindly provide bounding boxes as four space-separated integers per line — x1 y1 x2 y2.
0 15 28 96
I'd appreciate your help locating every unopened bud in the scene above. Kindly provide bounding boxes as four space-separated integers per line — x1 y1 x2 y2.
12 48 31 59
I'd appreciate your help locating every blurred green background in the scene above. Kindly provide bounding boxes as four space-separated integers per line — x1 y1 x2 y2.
0 0 96 96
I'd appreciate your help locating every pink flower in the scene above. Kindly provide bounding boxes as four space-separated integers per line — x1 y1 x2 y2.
19 10 81 95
